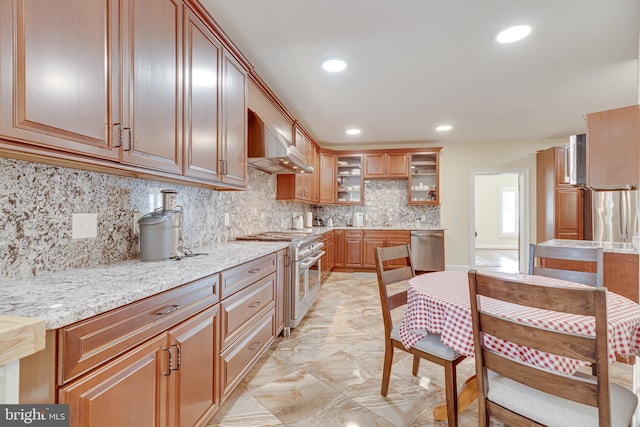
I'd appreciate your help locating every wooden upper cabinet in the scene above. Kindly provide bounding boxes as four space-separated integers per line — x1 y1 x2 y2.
119 0 183 174
183 7 221 181
0 0 119 160
587 104 640 189
219 49 248 187
319 151 336 204
363 153 408 178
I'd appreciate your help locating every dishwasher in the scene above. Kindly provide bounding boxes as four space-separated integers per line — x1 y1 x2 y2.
410 230 445 272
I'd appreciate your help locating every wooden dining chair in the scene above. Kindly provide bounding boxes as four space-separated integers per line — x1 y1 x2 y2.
528 243 603 286
374 244 465 426
468 270 638 427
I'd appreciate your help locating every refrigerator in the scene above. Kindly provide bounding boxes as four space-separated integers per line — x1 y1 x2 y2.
592 190 638 243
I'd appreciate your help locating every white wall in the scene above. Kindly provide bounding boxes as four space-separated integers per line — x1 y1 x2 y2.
475 174 519 249
434 138 564 269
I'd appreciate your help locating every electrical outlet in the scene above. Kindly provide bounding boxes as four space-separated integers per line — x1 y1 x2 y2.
224 212 230 226
72 213 98 239
420 214 427 222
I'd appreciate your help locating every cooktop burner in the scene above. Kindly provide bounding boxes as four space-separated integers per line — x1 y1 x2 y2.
235 231 312 242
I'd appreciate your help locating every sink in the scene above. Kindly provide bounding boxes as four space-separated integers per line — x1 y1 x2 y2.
0 315 45 366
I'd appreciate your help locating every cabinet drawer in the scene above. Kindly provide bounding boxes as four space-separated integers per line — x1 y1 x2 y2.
59 274 220 384
220 253 276 298
220 309 275 400
221 273 275 349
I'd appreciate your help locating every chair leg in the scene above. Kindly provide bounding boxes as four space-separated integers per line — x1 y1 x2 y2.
444 361 459 427
412 354 420 376
381 342 394 396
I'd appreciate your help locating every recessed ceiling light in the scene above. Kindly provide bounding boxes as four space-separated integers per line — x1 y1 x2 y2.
346 128 361 135
436 125 452 132
496 25 531 44
322 57 347 72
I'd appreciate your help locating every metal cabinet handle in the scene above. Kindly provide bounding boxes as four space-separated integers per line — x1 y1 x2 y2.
122 127 132 151
156 304 180 316
248 341 261 351
248 301 261 308
248 268 260 274
113 123 122 148
162 345 181 376
172 343 181 371
162 347 173 376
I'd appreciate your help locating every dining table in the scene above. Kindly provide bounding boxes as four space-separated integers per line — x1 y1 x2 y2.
398 270 640 421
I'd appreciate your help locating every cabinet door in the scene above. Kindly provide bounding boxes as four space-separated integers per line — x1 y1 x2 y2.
219 49 248 187
169 305 220 427
333 230 345 267
275 249 286 334
363 154 386 177
387 153 408 177
183 8 221 181
587 105 640 188
363 236 385 268
319 152 336 204
0 0 119 160
59 334 168 427
120 0 183 174
554 187 583 240
344 231 363 267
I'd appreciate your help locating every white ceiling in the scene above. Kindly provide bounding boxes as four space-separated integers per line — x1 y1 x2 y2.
201 0 639 147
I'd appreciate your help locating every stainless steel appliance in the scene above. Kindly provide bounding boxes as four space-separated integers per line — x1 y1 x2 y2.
236 231 325 335
247 109 313 174
410 230 445 272
138 189 184 262
592 190 638 243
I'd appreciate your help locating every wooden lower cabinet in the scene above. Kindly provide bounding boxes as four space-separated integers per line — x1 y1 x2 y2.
344 230 364 267
363 230 411 268
60 334 166 427
321 232 334 280
333 229 345 268
59 305 220 427
22 251 285 427
542 251 639 303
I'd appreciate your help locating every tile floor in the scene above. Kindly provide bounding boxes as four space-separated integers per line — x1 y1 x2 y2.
475 249 519 273
207 271 635 426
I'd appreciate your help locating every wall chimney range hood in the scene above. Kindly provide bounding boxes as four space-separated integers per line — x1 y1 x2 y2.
247 109 313 174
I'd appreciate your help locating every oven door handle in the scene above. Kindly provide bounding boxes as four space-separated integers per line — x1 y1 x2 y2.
298 251 326 269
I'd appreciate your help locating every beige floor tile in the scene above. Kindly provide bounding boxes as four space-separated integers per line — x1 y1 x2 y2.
209 271 636 427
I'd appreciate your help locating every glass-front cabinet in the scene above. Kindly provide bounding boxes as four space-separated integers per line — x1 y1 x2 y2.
336 154 363 204
409 151 440 204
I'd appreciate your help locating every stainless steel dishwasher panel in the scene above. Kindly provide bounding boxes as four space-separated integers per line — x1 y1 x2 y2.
411 230 445 272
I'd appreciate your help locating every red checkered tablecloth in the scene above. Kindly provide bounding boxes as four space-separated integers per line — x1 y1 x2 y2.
398 270 640 374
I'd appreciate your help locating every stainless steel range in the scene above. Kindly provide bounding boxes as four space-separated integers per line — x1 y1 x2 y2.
236 231 325 335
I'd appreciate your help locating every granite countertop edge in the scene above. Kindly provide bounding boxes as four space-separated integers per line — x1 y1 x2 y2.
538 239 639 255
1 241 289 330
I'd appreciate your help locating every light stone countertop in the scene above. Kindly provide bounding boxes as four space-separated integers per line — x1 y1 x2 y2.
538 239 639 255
0 241 289 330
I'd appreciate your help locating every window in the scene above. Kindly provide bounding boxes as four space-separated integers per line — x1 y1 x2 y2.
499 186 518 238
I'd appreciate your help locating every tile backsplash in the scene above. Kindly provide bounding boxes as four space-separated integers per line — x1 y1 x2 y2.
0 158 439 279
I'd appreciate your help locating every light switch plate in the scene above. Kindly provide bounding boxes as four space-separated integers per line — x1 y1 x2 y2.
72 213 98 239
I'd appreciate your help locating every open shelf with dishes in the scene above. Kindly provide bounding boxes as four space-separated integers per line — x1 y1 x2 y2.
336 154 363 204
409 152 439 204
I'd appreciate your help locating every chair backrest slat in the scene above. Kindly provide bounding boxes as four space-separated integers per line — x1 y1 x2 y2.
469 270 611 426
529 243 604 287
374 244 416 334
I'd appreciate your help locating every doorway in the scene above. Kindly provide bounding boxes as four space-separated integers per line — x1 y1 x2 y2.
470 169 529 273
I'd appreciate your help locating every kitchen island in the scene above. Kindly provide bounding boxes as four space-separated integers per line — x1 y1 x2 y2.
538 239 639 302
